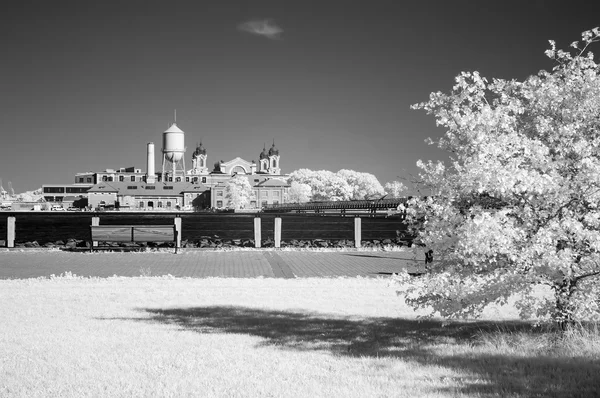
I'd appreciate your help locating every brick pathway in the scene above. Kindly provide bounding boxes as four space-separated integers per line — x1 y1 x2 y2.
0 249 421 279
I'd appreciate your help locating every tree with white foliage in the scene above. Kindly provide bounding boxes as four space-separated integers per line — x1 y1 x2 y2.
225 175 252 209
384 181 406 198
337 169 385 200
399 28 600 326
287 169 352 201
287 181 312 203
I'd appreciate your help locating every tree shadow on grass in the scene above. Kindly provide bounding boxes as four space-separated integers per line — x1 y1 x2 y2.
109 306 600 397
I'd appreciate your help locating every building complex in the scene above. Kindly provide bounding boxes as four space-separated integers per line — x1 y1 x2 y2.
42 121 290 210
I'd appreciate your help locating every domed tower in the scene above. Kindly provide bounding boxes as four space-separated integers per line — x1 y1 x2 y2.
161 119 187 182
268 140 281 174
259 144 270 173
191 141 208 174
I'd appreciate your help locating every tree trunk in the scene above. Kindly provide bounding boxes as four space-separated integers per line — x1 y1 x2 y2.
552 278 578 330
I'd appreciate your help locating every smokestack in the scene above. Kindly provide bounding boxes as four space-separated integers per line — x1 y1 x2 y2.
146 142 156 184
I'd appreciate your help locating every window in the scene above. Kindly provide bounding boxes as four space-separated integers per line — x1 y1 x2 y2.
78 178 84 183
87 178 92 183
186 177 190 182
102 176 108 182
193 177 198 182
216 190 223 197
119 176 124 182
44 187 65 193
127 186 137 190
166 201 172 208
66 187 88 193
145 186 156 190
252 190 257 198
261 200 268 207
273 200 279 205
261 190 268 197
108 177 114 182
175 177 181 182
164 186 173 190
131 176 136 182
139 202 144 208
216 200 223 207
250 201 257 208
157 201 163 208
202 177 207 183
272 191 280 197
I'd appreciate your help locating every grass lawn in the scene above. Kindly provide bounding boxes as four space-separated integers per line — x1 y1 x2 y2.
1 275 599 397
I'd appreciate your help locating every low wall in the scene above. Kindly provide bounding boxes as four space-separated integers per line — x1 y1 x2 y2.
0 213 411 250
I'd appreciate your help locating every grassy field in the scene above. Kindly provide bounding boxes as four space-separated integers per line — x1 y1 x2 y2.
1 275 599 397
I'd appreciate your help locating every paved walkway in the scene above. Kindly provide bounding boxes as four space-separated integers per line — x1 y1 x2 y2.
0 249 422 279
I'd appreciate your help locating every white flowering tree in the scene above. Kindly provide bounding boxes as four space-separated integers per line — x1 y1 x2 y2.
399 28 600 325
384 181 406 198
337 169 385 200
225 175 252 209
287 181 312 203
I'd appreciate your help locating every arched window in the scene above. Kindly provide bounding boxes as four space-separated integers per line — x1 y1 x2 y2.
102 176 108 181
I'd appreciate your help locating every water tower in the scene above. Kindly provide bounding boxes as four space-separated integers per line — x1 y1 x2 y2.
161 113 186 182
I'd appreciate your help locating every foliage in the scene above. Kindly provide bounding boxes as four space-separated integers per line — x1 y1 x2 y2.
384 181 406 198
400 28 600 325
287 169 353 201
337 169 385 200
288 168 386 201
287 181 312 203
225 175 253 209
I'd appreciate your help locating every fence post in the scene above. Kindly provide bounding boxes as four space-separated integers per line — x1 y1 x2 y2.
174 217 182 252
274 217 281 248
254 217 261 248
354 217 361 248
91 216 100 248
7 217 15 248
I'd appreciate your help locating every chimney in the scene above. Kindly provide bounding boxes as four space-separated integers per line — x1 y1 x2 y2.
146 142 156 184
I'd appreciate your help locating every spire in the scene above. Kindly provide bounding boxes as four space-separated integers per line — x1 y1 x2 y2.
260 143 269 159
269 139 279 156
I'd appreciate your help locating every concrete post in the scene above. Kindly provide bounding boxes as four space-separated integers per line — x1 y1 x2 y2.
254 217 261 248
354 217 361 248
174 217 182 251
91 216 100 248
7 217 15 248
274 217 281 248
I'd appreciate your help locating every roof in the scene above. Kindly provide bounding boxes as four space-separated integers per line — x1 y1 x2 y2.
88 181 209 196
165 123 184 133
255 178 289 187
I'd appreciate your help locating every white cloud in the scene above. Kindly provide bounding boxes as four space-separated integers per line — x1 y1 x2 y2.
237 19 283 40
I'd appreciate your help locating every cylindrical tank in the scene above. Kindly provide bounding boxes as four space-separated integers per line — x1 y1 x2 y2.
146 142 155 176
162 123 185 162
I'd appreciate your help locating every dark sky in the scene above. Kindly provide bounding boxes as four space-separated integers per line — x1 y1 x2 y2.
1 0 598 192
